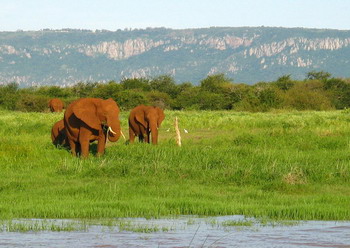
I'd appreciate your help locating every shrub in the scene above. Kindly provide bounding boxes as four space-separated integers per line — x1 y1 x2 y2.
197 91 227 110
200 73 233 94
146 91 171 109
120 78 151 91
149 75 179 98
282 83 334 110
91 81 121 99
115 90 149 110
172 87 201 110
0 83 20 110
324 78 350 109
15 94 50 112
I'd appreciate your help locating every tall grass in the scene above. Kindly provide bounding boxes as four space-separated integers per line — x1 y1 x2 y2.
0 109 349 220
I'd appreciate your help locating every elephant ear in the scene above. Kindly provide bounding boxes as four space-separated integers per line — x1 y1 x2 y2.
72 99 101 130
135 109 147 128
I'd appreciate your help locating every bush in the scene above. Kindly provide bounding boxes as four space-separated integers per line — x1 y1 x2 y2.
274 74 295 91
146 91 171 109
255 85 283 111
35 86 70 98
0 83 20 110
200 73 233 94
282 83 334 110
115 90 149 110
197 91 227 110
324 78 350 109
149 75 179 98
120 78 151 91
91 81 121 99
15 94 50 112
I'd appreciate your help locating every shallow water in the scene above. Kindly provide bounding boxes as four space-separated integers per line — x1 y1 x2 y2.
0 216 349 247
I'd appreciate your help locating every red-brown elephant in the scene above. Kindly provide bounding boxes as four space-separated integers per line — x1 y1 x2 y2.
64 98 122 158
48 98 65 112
128 105 165 144
51 119 69 148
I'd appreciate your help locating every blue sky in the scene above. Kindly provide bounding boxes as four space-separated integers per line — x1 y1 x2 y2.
1 0 350 31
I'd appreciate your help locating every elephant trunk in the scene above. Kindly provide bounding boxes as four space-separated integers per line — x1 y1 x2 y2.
149 120 158 145
107 116 121 142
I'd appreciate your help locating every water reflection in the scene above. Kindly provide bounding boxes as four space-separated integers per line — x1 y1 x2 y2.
0 216 349 247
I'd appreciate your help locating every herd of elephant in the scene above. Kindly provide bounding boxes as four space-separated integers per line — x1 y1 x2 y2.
48 98 165 158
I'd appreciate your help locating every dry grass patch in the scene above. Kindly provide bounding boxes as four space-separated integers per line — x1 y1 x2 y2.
283 167 307 185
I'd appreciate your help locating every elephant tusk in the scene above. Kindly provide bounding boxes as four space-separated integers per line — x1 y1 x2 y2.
107 127 126 140
108 126 117 135
120 130 126 140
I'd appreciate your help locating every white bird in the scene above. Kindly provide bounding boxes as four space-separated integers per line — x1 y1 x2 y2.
166 128 170 132
184 129 188 133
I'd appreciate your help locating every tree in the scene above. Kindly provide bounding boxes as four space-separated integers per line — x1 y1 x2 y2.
149 75 179 98
324 78 350 109
115 90 148 110
283 82 333 110
120 77 151 91
91 81 121 99
146 91 171 109
200 73 233 94
71 82 98 98
0 83 20 110
306 70 331 81
275 74 294 91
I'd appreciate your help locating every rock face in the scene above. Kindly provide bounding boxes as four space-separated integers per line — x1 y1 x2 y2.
1 27 350 86
79 39 166 60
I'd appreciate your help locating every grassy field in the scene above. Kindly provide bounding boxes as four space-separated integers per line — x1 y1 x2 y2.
0 109 349 221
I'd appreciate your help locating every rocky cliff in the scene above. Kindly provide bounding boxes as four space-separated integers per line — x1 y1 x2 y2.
1 27 350 86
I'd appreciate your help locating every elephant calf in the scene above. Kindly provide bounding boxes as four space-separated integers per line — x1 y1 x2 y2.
48 98 65 112
51 119 69 148
128 105 165 144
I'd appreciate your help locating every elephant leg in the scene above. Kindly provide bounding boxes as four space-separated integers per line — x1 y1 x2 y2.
129 126 136 144
147 130 151 144
68 139 78 156
80 140 89 158
78 133 90 158
96 135 106 156
139 126 148 143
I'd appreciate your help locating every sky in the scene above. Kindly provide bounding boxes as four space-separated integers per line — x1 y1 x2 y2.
1 0 350 31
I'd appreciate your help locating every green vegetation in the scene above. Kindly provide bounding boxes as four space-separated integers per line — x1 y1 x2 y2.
0 109 349 221
221 220 253 227
117 221 170 233
0 219 88 232
2 72 350 112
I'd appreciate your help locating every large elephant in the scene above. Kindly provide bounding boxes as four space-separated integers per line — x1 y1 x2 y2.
48 98 65 112
51 119 69 148
128 105 165 144
64 98 121 158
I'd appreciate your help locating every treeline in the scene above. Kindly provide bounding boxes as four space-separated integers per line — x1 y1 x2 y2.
1 71 350 112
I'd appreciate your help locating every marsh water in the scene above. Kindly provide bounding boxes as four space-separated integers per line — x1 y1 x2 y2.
0 216 349 247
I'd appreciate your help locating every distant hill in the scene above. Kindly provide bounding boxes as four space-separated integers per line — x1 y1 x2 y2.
1 27 350 87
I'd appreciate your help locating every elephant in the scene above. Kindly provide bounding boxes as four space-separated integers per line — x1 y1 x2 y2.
48 98 64 112
51 119 69 148
128 105 165 144
64 98 122 158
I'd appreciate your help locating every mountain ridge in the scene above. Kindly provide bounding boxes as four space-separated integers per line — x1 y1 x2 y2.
1 26 350 86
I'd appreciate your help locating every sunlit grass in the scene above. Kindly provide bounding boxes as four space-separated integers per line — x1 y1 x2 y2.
0 109 349 220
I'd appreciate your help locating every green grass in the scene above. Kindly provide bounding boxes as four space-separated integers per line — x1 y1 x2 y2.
0 219 88 232
0 109 349 221
221 219 253 227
